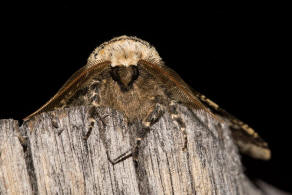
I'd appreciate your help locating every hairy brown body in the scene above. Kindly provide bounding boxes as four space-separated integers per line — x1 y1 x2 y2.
87 65 166 123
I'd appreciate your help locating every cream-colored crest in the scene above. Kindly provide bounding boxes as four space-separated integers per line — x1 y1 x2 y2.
87 35 162 67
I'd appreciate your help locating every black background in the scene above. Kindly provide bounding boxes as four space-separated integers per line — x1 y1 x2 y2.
0 3 290 193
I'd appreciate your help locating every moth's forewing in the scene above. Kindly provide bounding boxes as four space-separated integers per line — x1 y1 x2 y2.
139 60 270 160
23 61 110 121
138 60 208 111
191 89 271 160
229 123 271 160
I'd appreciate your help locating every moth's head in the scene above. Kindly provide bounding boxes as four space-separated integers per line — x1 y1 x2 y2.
87 35 162 67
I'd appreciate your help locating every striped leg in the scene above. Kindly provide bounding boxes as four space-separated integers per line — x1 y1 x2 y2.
133 104 164 161
169 100 187 150
108 104 164 165
83 81 105 140
83 105 98 140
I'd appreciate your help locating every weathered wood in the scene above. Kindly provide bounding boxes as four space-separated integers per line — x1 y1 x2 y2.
0 106 289 194
0 119 33 194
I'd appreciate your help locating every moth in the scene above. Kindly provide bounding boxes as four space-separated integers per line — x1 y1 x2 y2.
24 35 271 163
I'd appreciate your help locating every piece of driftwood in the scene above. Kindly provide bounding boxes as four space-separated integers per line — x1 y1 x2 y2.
0 106 289 195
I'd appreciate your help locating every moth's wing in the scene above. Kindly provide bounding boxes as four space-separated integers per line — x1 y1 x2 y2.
193 91 271 160
139 60 271 160
138 60 210 111
23 61 110 121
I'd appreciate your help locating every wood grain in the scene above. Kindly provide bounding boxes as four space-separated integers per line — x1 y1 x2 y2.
0 106 288 194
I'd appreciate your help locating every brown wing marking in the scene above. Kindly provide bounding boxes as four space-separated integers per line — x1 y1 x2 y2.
138 60 214 115
23 61 110 121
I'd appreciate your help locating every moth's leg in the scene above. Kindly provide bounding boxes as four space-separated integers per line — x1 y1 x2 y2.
84 105 97 140
83 80 107 140
133 103 165 161
108 103 165 165
84 105 109 140
169 100 187 150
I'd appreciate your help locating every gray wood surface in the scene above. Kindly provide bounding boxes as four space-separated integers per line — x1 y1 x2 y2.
0 106 289 194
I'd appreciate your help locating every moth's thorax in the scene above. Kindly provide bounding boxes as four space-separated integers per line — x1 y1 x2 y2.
87 35 162 67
